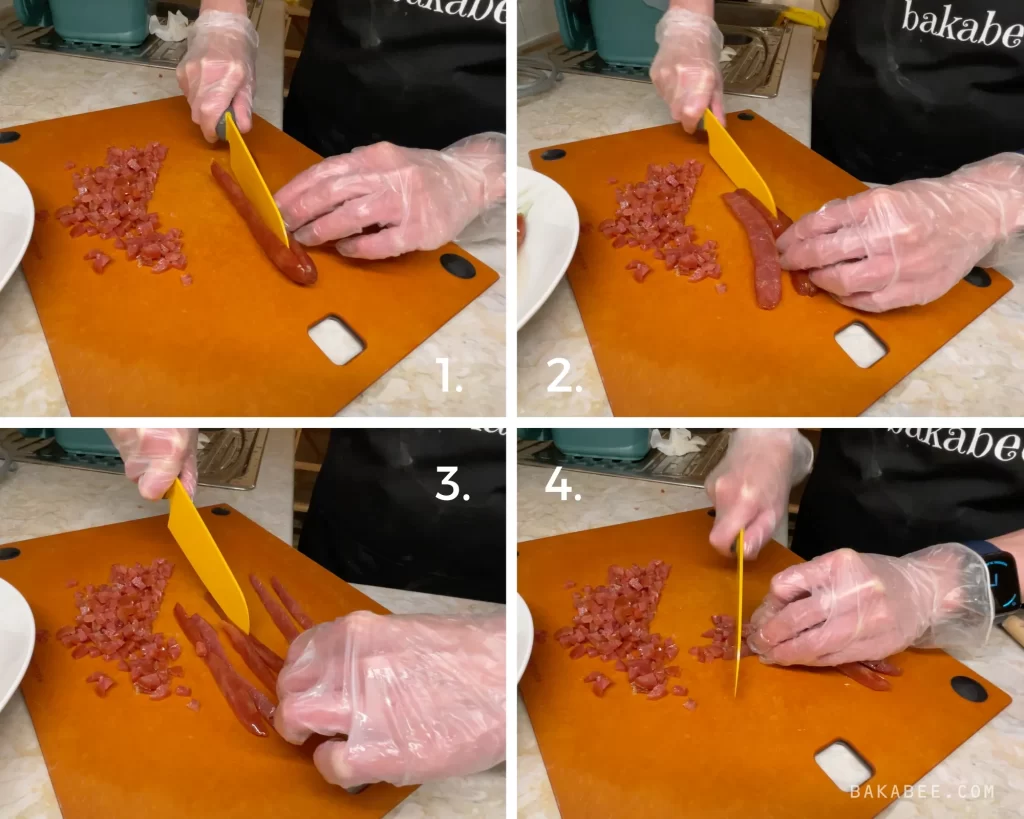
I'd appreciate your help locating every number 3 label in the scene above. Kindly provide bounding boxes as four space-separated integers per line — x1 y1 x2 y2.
436 466 459 500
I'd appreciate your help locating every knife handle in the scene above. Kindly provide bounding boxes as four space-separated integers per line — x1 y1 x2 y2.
215 107 235 142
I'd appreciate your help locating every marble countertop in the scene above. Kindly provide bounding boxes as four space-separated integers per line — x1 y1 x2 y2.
516 465 1024 818
0 429 505 818
0 0 505 417
516 5 1024 417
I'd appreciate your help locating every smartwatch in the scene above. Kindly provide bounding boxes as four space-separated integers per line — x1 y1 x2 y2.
963 540 1022 624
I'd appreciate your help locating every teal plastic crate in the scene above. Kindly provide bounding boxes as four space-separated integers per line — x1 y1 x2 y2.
588 0 663 66
19 429 118 456
552 429 650 461
555 0 664 68
15 0 149 46
12 0 51 26
518 429 553 442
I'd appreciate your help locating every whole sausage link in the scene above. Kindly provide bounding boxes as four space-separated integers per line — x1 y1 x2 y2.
209 160 317 286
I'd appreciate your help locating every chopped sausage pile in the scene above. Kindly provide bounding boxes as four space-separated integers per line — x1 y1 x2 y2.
55 144 190 284
722 188 819 309
553 561 696 707
597 162 720 285
53 559 190 701
689 614 754 662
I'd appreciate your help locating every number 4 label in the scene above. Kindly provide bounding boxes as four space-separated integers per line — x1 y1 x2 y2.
546 467 580 502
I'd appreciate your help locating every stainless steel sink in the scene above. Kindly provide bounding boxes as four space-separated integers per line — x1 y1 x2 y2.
541 1 794 99
715 1 789 27
0 0 261 69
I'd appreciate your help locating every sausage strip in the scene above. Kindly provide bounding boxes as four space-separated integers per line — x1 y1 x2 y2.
837 661 892 691
722 191 782 310
209 160 317 286
860 659 903 677
270 576 316 630
203 591 286 671
221 620 280 692
174 603 268 735
734 189 819 297
250 573 302 643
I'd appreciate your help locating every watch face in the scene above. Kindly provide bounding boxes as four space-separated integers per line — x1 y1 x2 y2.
987 558 1021 613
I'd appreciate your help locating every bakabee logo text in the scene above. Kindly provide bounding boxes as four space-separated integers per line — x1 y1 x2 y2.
400 0 506 24
902 1 1023 48
889 428 1024 461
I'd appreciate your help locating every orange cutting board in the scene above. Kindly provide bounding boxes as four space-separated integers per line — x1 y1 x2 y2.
518 510 1012 818
0 97 499 415
0 506 417 819
529 113 1011 416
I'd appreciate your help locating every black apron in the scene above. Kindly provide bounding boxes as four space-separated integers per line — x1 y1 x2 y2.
283 0 506 157
792 428 1024 560
298 428 506 603
812 0 1024 183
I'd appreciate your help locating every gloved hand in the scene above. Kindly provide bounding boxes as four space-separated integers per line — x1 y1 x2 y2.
650 7 725 134
704 429 814 559
777 153 1024 312
274 133 506 259
176 10 259 143
274 612 506 789
748 544 994 666
107 429 199 500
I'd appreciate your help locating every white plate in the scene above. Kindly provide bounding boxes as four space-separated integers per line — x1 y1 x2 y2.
516 593 534 683
0 161 34 298
0 577 35 715
517 167 580 331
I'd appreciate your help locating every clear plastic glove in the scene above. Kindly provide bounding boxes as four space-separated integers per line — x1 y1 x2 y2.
274 133 506 260
650 7 725 134
273 612 506 789
107 429 199 500
704 429 814 559
176 10 258 143
777 153 1024 312
748 544 993 666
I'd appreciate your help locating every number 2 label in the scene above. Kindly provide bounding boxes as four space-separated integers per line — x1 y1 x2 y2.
547 358 573 393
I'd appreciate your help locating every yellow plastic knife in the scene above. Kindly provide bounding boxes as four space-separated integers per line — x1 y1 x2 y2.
216 109 289 246
164 478 250 634
701 109 777 217
734 527 744 697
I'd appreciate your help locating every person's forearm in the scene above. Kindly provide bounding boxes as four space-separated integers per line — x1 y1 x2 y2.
668 0 714 15
988 529 1024 593
202 0 248 13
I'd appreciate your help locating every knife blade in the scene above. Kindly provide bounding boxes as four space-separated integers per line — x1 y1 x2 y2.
733 527 744 697
700 109 777 217
216 108 290 246
164 479 250 634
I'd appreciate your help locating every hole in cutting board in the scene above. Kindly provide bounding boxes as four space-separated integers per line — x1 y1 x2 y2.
951 675 988 702
814 740 874 792
0 547 21 560
440 253 476 279
308 315 366 366
835 322 888 368
964 267 991 287
211 507 230 516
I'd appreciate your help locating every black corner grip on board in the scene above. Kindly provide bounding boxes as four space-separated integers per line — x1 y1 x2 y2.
0 131 21 144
